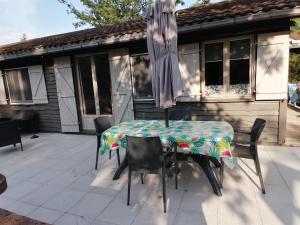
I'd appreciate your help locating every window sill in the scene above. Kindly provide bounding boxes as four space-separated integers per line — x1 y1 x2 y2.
133 96 255 104
133 98 155 103
9 102 35 106
201 95 255 103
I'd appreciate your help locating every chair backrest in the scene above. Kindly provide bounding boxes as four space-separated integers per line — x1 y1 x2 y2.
169 109 192 121
250 118 266 146
94 117 113 136
126 136 164 171
0 120 18 141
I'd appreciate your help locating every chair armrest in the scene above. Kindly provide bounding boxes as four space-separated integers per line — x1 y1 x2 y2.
235 130 251 135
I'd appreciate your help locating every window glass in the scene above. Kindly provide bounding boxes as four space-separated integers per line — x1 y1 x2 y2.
230 39 250 95
95 54 112 115
131 54 153 99
205 43 223 96
6 68 32 103
20 69 32 100
77 56 96 115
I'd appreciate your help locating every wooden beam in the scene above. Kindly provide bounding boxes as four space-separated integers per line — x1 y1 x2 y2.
278 99 287 145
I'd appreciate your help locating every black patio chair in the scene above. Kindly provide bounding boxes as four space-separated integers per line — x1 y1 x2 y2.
0 119 23 151
126 136 178 213
220 118 266 194
94 117 120 170
169 109 192 121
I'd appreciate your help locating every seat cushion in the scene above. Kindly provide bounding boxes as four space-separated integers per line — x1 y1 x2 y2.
0 208 51 225
231 143 253 159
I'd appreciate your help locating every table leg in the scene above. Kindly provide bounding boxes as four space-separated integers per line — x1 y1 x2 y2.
209 157 221 168
112 154 128 180
192 155 222 196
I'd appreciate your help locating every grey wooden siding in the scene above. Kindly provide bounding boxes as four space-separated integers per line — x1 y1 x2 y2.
134 101 280 144
0 65 61 132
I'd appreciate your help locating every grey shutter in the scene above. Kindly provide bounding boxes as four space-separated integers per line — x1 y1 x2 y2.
0 70 7 105
54 57 80 133
256 32 289 100
28 65 48 104
109 48 134 124
177 43 201 102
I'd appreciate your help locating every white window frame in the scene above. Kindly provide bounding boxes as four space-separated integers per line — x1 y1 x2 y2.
201 35 255 101
4 67 34 105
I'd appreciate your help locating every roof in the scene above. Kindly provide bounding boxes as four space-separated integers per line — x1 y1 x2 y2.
0 0 299 56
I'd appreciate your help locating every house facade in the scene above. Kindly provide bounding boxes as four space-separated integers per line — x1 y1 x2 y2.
0 0 299 144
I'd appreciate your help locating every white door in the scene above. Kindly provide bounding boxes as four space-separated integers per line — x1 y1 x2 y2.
76 54 113 130
54 57 80 133
109 48 134 124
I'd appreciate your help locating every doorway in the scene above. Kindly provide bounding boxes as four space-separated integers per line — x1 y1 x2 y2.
76 54 113 131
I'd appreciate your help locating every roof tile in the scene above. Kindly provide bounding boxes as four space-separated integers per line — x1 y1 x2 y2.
0 0 298 55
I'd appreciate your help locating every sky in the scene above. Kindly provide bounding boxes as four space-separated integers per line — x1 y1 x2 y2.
0 0 220 46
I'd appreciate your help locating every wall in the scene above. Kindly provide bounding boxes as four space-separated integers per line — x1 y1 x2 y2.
134 101 280 144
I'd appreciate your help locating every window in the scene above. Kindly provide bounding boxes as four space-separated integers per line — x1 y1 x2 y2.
205 43 224 95
230 39 250 95
203 37 252 98
77 56 96 115
95 54 112 114
6 68 32 103
131 54 153 99
76 54 113 116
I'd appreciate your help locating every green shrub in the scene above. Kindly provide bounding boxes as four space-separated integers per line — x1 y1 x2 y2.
290 53 300 83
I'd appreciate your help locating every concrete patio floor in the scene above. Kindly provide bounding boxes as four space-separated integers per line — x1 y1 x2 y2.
0 133 299 225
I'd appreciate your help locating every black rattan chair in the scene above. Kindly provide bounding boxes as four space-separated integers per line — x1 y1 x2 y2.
94 117 120 170
0 119 23 151
220 118 266 194
169 109 192 121
126 136 177 213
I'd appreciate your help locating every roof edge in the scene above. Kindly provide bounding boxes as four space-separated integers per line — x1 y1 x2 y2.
1 7 299 62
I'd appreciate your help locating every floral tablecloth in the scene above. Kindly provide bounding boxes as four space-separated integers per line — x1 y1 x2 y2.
100 120 236 167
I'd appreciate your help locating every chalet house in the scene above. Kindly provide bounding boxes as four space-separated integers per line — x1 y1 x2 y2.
0 0 299 144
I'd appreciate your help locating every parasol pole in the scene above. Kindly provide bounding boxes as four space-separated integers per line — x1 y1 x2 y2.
165 108 169 127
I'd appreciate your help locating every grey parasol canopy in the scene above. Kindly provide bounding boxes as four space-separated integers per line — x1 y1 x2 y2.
145 0 183 109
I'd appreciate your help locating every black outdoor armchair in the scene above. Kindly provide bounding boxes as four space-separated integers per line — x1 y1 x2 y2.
220 118 266 194
94 117 120 170
0 119 23 151
126 136 178 213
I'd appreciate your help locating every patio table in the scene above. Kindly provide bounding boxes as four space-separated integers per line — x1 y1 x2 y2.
100 120 235 196
0 174 7 194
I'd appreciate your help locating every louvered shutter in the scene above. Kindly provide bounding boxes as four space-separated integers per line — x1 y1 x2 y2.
177 43 201 102
54 57 80 133
0 70 7 105
256 32 289 100
109 48 134 124
28 65 48 104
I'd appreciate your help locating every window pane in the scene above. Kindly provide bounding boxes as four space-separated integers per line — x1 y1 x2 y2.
205 43 223 96
95 54 112 115
6 70 22 102
230 39 250 60
20 68 32 101
77 57 96 115
230 39 250 95
205 43 223 62
132 54 153 99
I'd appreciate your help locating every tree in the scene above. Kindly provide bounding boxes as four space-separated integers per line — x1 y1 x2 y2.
20 33 27 41
290 53 300 83
58 0 185 28
291 18 300 33
193 0 210 7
